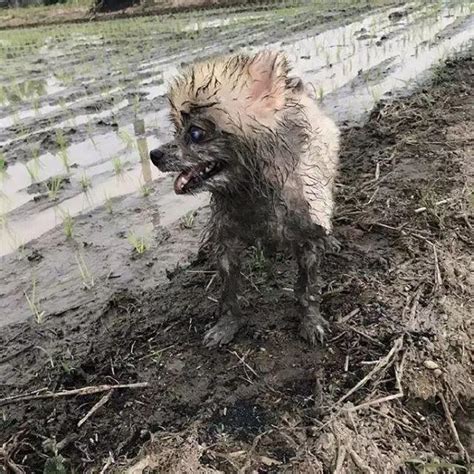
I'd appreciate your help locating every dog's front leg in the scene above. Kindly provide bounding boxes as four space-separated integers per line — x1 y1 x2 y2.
294 238 329 345
203 244 244 347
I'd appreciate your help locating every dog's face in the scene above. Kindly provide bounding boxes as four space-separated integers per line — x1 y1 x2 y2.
150 110 244 195
150 51 304 195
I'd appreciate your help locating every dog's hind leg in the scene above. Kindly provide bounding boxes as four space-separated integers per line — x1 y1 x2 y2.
203 243 245 347
293 238 329 345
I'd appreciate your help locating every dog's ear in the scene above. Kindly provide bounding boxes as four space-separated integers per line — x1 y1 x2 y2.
247 51 290 116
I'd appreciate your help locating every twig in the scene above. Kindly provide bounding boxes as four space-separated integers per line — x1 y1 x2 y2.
344 392 403 412
334 444 347 474
0 382 148 406
368 407 417 433
347 446 374 474
439 392 470 462
337 308 360 323
229 350 258 378
432 244 443 289
335 336 403 406
78 390 113 427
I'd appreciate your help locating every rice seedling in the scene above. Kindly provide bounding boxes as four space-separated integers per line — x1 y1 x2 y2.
127 231 148 254
139 181 152 197
79 173 91 192
57 208 74 239
54 129 71 172
24 276 45 324
24 158 40 183
118 129 135 151
104 192 113 214
180 210 196 229
0 152 6 176
112 156 124 175
75 253 94 289
46 176 63 200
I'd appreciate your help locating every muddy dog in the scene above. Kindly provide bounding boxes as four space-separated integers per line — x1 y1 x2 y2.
150 51 340 347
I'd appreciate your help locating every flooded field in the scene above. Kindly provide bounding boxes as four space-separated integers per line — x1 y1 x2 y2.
0 1 473 472
0 1 472 258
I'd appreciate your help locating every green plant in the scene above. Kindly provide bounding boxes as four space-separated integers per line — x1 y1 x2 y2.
24 276 45 324
118 129 135 151
75 253 94 289
127 232 147 254
79 173 91 192
58 208 74 239
139 182 152 197
24 158 40 182
46 176 63 200
180 210 196 229
112 156 124 175
104 193 113 214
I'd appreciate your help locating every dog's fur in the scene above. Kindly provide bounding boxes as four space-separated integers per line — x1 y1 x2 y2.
150 51 340 346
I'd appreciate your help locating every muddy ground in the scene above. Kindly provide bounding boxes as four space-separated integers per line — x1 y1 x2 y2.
0 54 472 472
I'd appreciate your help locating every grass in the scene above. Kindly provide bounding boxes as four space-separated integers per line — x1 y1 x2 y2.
80 173 92 192
127 231 148 254
24 158 41 183
112 156 124 175
75 253 94 289
140 182 152 197
46 176 63 200
180 210 196 229
57 208 74 239
104 193 114 214
24 276 45 324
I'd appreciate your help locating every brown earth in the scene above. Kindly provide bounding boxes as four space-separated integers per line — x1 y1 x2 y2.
0 54 473 473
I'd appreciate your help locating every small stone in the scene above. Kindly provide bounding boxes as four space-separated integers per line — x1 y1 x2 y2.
424 360 439 370
434 368 442 377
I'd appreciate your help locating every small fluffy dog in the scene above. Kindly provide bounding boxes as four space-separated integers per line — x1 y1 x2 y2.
150 51 340 347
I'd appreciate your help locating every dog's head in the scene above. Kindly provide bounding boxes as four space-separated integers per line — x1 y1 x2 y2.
150 51 306 195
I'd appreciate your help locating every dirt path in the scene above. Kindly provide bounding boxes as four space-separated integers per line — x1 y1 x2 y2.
0 54 472 472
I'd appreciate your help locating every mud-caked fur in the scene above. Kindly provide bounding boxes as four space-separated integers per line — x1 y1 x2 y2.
150 51 340 347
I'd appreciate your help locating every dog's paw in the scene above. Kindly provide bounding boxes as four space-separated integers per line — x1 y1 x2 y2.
300 308 330 345
203 314 243 348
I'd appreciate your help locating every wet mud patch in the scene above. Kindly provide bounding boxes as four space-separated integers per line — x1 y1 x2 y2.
1 55 473 472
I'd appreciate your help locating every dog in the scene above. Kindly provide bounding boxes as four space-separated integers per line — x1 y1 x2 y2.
150 51 340 347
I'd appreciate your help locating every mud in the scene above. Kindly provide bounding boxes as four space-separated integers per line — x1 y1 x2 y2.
0 52 472 472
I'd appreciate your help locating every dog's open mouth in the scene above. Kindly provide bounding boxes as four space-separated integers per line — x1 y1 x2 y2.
174 161 223 194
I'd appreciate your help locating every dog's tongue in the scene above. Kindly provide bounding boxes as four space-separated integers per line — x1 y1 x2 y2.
174 165 204 194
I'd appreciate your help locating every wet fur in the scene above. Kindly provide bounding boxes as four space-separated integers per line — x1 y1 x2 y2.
150 51 340 346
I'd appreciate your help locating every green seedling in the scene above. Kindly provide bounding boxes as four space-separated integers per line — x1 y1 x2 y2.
24 276 45 324
24 158 40 183
127 232 147 254
180 210 196 229
118 129 135 151
248 245 266 274
46 176 63 200
104 192 113 214
0 153 6 176
75 253 94 290
112 156 124 175
57 208 74 239
139 182 151 197
55 129 70 171
79 173 91 192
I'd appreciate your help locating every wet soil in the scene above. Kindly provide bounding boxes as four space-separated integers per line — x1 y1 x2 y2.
1 54 472 472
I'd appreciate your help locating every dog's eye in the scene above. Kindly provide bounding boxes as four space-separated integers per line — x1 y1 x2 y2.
189 126 206 144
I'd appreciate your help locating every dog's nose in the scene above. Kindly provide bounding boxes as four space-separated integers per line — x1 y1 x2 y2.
150 148 164 167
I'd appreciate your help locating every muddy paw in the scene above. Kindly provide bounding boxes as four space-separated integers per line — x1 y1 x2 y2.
203 314 243 348
300 309 330 345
